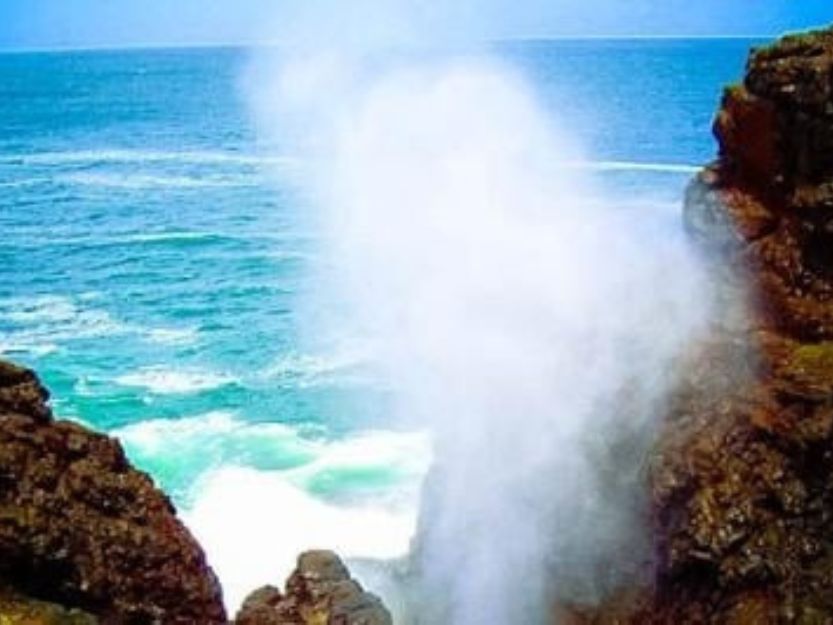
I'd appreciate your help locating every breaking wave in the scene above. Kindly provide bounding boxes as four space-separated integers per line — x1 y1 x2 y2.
0 149 297 168
111 411 430 611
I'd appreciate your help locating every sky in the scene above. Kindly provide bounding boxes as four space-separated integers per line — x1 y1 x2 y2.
0 0 831 50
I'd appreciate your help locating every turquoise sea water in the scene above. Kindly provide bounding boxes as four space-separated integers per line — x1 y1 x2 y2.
0 39 758 604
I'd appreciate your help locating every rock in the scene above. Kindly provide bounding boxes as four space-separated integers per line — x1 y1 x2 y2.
235 551 392 625
0 360 52 423
236 586 284 625
0 586 97 624
0 359 227 624
584 25 833 624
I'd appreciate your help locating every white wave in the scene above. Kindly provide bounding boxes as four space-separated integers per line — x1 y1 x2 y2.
0 341 59 357
0 177 50 188
110 410 430 610
261 349 375 388
59 172 257 189
0 296 127 347
144 326 199 345
122 231 217 243
184 465 419 612
114 411 430 486
3 149 299 168
114 412 321 482
0 295 116 356
12 310 124 340
0 295 78 323
14 230 314 250
266 352 361 376
114 411 248 451
23 230 223 248
563 160 701 174
0 295 200 353
115 367 237 394
288 429 431 495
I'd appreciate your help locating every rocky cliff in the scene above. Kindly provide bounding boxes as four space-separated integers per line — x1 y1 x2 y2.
582 25 833 625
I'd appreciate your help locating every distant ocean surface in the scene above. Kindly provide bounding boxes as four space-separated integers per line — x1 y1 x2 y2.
0 39 759 605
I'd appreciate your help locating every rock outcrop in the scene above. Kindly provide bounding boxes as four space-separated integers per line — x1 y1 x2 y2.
235 551 392 625
0 360 227 624
583 26 833 624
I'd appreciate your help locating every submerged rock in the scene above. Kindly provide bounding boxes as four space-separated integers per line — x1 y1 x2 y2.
235 551 392 625
0 360 227 624
585 24 833 624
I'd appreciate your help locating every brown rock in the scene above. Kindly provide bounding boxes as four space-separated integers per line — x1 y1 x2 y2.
0 585 97 624
714 86 781 186
236 586 284 625
0 360 52 423
0 359 226 624
235 551 391 625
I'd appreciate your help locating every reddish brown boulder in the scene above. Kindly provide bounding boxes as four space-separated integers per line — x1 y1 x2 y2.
0 359 227 624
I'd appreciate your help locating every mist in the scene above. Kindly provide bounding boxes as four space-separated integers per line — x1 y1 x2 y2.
246 5 713 623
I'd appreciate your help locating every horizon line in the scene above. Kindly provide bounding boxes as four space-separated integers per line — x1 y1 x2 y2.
0 33 779 55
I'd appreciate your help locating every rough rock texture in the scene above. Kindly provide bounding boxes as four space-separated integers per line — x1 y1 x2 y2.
0 586 97 624
580 26 833 625
235 551 392 625
0 360 227 624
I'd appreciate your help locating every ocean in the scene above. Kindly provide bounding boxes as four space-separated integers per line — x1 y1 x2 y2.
0 39 757 607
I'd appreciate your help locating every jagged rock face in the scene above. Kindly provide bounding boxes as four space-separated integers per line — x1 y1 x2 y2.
653 27 833 624
0 360 227 624
235 551 392 625
579 26 833 625
699 27 833 341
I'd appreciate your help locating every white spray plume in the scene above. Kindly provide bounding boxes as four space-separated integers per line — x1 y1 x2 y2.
246 7 712 624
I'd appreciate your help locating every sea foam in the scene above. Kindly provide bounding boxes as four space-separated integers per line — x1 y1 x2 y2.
0 294 198 357
0 295 128 354
185 466 418 612
112 410 430 611
0 149 296 167
59 172 258 190
115 367 237 395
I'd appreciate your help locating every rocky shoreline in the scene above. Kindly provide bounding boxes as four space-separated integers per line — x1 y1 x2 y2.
0 358 392 625
3 25 833 625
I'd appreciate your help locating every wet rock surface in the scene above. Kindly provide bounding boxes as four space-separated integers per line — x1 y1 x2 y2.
0 360 226 624
582 25 833 624
235 551 392 625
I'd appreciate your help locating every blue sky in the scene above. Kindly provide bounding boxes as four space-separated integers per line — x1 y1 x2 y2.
1 0 831 50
